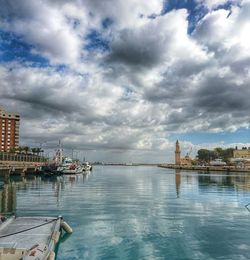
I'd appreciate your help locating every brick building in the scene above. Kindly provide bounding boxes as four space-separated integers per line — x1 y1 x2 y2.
0 106 20 152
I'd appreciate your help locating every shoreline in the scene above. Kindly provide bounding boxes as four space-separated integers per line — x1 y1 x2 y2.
158 164 250 173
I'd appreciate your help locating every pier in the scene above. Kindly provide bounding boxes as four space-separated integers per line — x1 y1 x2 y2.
0 152 46 179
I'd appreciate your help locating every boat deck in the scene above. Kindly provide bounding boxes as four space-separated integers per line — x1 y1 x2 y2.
0 216 60 256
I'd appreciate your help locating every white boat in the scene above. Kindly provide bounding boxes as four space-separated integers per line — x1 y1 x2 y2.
0 216 72 260
82 162 92 171
57 157 82 174
209 159 227 166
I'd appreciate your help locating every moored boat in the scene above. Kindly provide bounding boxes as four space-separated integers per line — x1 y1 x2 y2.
82 161 92 171
36 165 61 177
0 216 72 260
209 158 227 166
56 157 82 174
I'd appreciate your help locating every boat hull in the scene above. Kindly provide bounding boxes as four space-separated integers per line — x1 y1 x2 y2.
0 216 72 260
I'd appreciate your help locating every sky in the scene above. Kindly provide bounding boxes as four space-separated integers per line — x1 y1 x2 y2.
0 0 250 163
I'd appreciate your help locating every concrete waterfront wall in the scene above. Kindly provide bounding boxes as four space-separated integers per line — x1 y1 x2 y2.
0 152 46 176
158 164 250 173
0 161 45 178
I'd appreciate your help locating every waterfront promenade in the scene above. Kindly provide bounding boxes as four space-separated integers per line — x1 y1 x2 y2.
0 152 46 177
158 163 250 173
0 161 43 174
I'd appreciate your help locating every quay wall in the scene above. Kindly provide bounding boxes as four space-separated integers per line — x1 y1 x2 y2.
0 161 45 176
158 164 250 173
0 152 46 176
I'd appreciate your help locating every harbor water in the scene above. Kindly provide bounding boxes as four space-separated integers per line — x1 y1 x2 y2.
1 166 250 259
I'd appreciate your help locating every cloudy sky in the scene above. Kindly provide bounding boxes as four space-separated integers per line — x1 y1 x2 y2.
0 0 250 163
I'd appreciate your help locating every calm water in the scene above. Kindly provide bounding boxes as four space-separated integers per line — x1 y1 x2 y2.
1 166 250 259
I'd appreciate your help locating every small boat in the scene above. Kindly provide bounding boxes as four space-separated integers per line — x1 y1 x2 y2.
82 162 92 171
209 158 227 166
36 166 61 177
56 158 85 174
0 215 72 260
57 158 77 174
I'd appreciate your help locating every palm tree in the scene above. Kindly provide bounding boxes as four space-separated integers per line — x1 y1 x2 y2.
9 147 17 154
31 148 38 155
17 146 23 153
37 147 43 156
23 146 30 154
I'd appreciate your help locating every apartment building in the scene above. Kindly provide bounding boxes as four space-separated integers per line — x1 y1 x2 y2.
0 106 20 152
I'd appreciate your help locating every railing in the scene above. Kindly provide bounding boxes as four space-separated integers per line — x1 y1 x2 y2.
0 152 47 162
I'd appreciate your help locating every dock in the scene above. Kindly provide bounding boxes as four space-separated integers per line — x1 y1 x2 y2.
0 152 46 180
0 161 43 173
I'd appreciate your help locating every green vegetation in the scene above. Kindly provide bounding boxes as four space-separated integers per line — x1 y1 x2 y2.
197 147 234 163
3 146 43 155
0 146 46 162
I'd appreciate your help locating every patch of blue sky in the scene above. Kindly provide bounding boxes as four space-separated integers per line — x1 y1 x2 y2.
162 0 207 33
66 17 81 29
0 31 49 67
214 0 241 11
85 29 110 52
0 30 68 71
102 18 113 29
123 87 134 98
170 128 250 145
54 64 67 72
162 0 237 33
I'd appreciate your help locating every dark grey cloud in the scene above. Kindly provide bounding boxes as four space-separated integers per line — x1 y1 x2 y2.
194 76 250 113
230 57 250 75
107 29 163 67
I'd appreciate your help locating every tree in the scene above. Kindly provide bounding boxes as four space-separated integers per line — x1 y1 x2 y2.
23 146 30 154
31 148 37 155
197 147 234 163
37 148 43 156
222 148 234 163
197 149 210 162
214 147 223 157
17 146 23 153
9 147 17 154
31 147 44 156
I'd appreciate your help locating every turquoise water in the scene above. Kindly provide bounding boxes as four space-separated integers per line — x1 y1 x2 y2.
1 166 250 259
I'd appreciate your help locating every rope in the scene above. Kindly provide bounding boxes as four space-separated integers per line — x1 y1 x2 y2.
0 217 61 239
245 203 250 212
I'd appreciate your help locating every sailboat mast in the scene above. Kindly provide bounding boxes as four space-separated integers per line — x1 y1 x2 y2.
59 140 63 164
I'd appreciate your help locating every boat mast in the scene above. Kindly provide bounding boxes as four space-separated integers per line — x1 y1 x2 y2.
59 140 63 164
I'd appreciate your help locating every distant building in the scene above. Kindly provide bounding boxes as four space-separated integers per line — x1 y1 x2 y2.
0 106 20 152
233 147 250 159
180 155 193 166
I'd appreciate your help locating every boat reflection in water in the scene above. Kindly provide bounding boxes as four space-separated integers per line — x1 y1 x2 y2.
0 183 16 215
0 171 91 217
